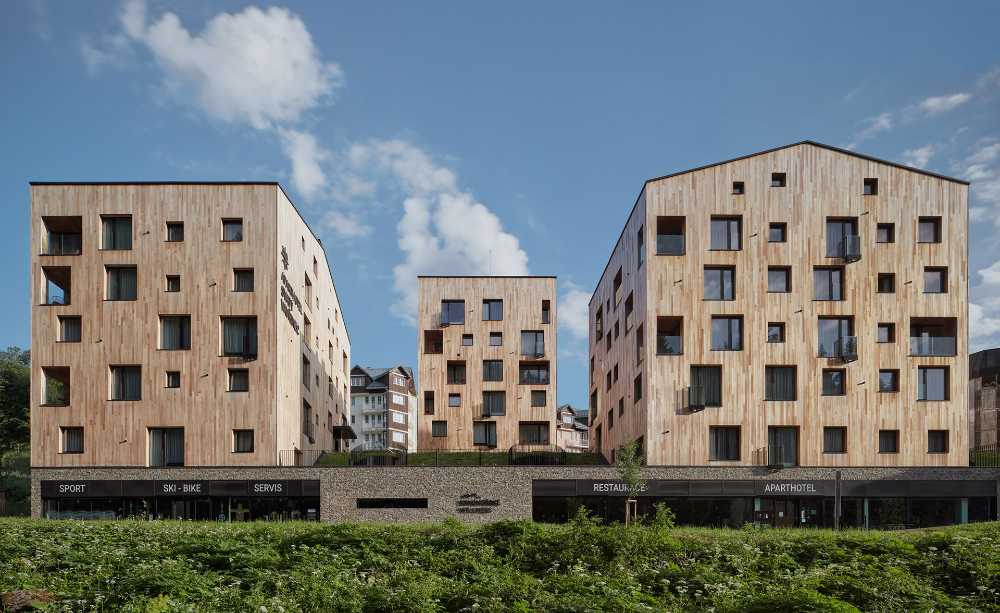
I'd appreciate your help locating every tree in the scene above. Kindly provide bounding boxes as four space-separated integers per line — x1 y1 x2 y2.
0 346 30 451
615 440 646 526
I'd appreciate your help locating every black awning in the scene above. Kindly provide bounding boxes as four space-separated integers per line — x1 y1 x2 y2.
331 425 357 440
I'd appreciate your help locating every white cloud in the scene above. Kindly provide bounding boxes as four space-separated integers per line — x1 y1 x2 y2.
917 92 972 115
846 112 893 149
960 141 1000 225
901 144 935 169
278 128 330 200
558 283 591 341
978 260 1000 286
971 302 1000 345
322 209 372 239
967 142 1000 165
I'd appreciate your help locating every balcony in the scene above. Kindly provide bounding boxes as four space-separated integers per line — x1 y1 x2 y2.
42 216 83 255
656 235 685 256
910 336 957 357
911 318 957 356
656 316 683 355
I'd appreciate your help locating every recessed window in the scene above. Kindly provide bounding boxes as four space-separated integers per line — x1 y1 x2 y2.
613 268 623 305
441 300 465 325
61 426 84 454
876 223 895 244
42 367 70 406
767 267 791 293
482 299 503 321
149 428 184 467
233 429 254 453
519 362 550 385
159 315 191 350
165 371 180 389
222 218 244 242
165 275 181 293
448 393 461 407
771 172 786 187
656 216 686 255
732 181 745 195
233 269 254 292
42 266 71 305
878 369 899 393
877 273 896 294
542 300 551 324
42 216 82 255
521 330 545 358
927 430 949 454
877 323 895 343
813 267 844 301
823 427 847 454
489 332 502 346
432 420 447 437
110 365 141 401
221 317 258 357
710 316 743 351
918 217 942 244
691 366 722 407
636 226 645 268
531 390 547 407
166 222 184 242
768 222 787 243
657 316 683 355
917 366 949 401
462 334 473 346
228 368 249 392
924 267 947 294
473 421 498 447
709 216 742 250
58 316 81 343
821 369 845 396
879 430 899 454
447 361 467 385
106 266 137 301
767 322 785 343
483 360 503 382
101 215 132 250
704 266 735 300
764 366 796 401
709 426 740 461
607 408 614 429
633 373 642 402
863 178 878 195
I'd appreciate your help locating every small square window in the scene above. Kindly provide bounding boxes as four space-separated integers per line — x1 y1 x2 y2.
462 334 473 346
822 369 845 396
233 269 254 292
878 369 899 393
222 218 243 242
233 429 254 453
876 223 894 244
58 316 81 342
767 267 791 293
918 217 942 244
767 322 785 343
531 390 546 407
165 275 180 293
165 371 180 389
771 172 786 187
863 178 878 195
448 393 461 407
928 430 949 454
61 426 84 454
877 323 895 343
432 421 448 437
877 273 895 294
489 332 502 346
228 368 249 392
166 222 184 242
732 181 745 195
823 427 847 454
924 267 947 294
879 430 899 454
768 223 787 243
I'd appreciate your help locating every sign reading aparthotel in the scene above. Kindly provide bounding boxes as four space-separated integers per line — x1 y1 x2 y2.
755 481 833 497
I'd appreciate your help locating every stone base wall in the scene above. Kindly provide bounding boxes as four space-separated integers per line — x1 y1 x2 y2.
31 465 1000 523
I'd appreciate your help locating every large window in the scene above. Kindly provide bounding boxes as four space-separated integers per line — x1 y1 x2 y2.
923 267 948 294
709 426 740 461
159 315 191 350
823 427 847 454
441 300 465 325
821 369 845 396
765 366 796 401
432 421 447 437
879 369 899 393
918 217 941 243
482 299 503 321
710 316 743 351
446 361 466 384
519 362 550 385
43 216 82 255
222 218 243 242
879 430 899 454
813 267 844 301
917 366 949 401
106 266 137 301
768 427 798 467
473 421 497 447
222 317 258 357
521 331 545 357
704 266 735 300
710 216 741 250
691 366 722 407
58 316 81 342
767 267 791 293
519 422 549 445
482 391 506 416
483 360 503 382
149 427 184 467
928 430 949 453
42 367 70 406
42 266 71 305
656 216 685 255
656 317 683 355
818 317 854 358
233 269 254 292
531 390 547 407
825 218 858 258
110 365 141 401
101 216 132 250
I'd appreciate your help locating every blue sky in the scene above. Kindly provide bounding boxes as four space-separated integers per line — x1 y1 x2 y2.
2 1 999 410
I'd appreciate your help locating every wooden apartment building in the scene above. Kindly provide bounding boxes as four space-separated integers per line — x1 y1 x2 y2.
417 276 557 450
30 182 353 468
588 141 969 467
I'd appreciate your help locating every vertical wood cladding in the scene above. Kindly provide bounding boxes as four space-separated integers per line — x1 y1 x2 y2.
417 276 557 450
589 143 969 467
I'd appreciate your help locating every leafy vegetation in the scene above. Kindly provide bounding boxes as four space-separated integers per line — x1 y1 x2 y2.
2 517 998 611
0 347 29 517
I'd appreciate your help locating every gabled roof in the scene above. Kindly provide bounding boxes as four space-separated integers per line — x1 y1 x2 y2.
350 364 414 392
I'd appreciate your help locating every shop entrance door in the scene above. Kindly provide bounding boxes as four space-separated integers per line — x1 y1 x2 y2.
760 499 798 527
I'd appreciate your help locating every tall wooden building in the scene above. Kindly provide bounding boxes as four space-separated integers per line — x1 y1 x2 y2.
30 182 353 468
588 141 969 467
417 276 557 450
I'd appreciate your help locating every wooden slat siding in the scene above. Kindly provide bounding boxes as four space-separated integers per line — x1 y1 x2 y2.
417 277 558 450
30 184 350 467
589 143 969 467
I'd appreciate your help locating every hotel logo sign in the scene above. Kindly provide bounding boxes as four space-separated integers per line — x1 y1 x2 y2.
756 481 832 497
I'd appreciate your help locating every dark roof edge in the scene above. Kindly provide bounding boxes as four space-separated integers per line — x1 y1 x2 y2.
30 181 281 186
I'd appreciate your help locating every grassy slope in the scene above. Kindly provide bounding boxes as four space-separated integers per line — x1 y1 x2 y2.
1 518 998 612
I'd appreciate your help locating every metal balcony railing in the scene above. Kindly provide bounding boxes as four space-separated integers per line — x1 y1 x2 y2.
836 336 858 362
686 385 706 412
656 235 685 255
46 234 82 255
910 336 957 356
842 235 861 262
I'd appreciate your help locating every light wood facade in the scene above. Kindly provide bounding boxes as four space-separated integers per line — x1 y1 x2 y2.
417 276 557 450
30 183 351 467
589 142 969 467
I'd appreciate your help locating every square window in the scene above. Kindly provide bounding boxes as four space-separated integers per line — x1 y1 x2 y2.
58 316 81 342
446 361 466 384
159 315 191 350
822 369 845 396
473 421 497 447
462 334 473 346
813 267 844 301
877 323 895 343
876 223 895 244
709 216 742 250
768 222 787 243
918 217 941 243
863 178 878 195
767 322 785 343
531 390 546 407
221 317 257 357
764 366 796 401
61 426 84 454
709 426 740 461
165 371 180 389
101 216 132 250
482 299 503 321
483 360 503 382
166 222 184 242
704 266 735 300
710 316 743 351
42 367 70 406
165 275 180 293
767 267 791 293
432 421 447 437
771 172 786 187
233 429 254 453
924 267 947 294
928 430 949 453
448 393 461 407
879 430 899 454
877 273 895 294
106 266 138 301
441 300 465 325
732 181 745 195
482 391 505 416
489 332 502 346
878 369 899 393
110 365 142 401
918 366 949 401
233 269 254 292
823 427 847 454
222 218 243 242
228 368 249 392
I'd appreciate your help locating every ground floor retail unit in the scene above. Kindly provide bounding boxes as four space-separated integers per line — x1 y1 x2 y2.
532 479 998 529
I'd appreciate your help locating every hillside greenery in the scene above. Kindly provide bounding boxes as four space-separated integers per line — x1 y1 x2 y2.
0 346 29 517
1 516 998 611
